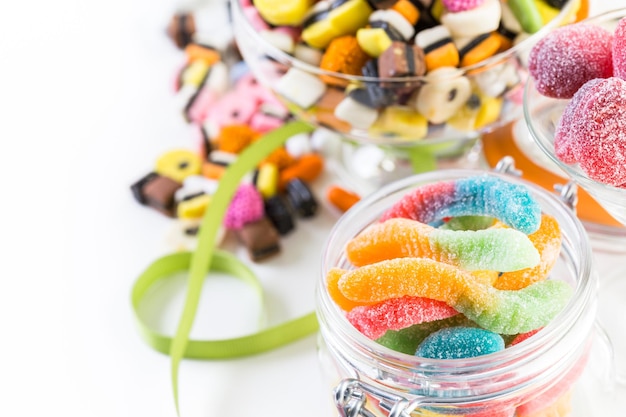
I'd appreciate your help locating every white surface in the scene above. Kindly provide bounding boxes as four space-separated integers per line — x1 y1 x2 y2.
1 0 625 416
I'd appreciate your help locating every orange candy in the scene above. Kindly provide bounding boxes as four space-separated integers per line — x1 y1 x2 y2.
493 214 561 291
320 36 370 87
391 0 420 25
217 124 259 154
263 146 296 171
184 43 220 66
279 153 324 190
327 185 361 212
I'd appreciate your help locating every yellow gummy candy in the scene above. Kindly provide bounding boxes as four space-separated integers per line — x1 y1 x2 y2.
254 0 313 26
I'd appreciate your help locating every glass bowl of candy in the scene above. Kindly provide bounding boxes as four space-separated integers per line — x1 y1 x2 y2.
523 8 626 227
316 168 623 416
232 0 586 153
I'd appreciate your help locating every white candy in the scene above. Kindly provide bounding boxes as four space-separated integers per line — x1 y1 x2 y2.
415 25 452 49
369 9 415 41
441 0 501 39
209 150 238 164
473 62 520 98
334 96 379 129
260 30 295 53
206 61 230 95
310 127 343 158
285 133 313 158
275 68 326 109
175 175 219 202
414 66 471 124
294 43 323 66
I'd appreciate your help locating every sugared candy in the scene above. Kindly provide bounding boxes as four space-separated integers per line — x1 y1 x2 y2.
331 257 572 334
380 175 542 235
613 17 626 80
528 23 613 98
554 77 626 187
415 327 505 359
224 183 265 230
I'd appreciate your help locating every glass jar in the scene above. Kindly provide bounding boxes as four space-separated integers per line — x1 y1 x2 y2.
316 169 600 416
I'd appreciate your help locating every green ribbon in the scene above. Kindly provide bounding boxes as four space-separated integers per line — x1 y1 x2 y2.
131 121 319 415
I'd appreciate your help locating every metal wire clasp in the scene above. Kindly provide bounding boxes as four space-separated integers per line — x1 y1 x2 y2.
334 379 423 417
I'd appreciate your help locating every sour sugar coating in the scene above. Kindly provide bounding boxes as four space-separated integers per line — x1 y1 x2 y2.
376 314 475 355
332 257 573 334
346 217 540 272
494 214 561 291
528 23 613 99
380 175 542 235
554 78 603 164
346 295 460 339
566 77 626 187
613 17 626 80
415 327 505 359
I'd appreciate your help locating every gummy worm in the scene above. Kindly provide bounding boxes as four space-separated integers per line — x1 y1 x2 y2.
346 217 540 272
331 257 572 334
380 175 542 235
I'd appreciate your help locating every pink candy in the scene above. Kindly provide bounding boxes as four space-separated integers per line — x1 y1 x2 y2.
442 0 485 12
224 183 265 229
346 296 459 339
614 16 626 80
557 77 626 187
528 24 613 98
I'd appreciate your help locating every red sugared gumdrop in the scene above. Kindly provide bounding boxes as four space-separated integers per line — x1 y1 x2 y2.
554 78 603 164
613 17 626 80
565 77 626 187
529 24 613 98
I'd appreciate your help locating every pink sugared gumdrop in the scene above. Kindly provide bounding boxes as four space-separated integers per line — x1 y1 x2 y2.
442 0 485 12
528 24 613 98
224 183 265 230
554 78 603 164
562 77 626 187
613 17 626 80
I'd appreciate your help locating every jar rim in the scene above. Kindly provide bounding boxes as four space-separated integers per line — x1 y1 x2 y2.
317 168 595 378
232 0 581 83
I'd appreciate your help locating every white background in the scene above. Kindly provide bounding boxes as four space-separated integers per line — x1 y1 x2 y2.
0 0 624 416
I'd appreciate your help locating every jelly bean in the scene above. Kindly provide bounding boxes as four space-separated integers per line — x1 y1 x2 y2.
494 214 561 290
331 257 573 334
528 23 613 99
155 149 202 183
345 217 540 272
347 296 459 339
380 175 542 235
279 153 324 190
415 327 505 359
327 185 361 213
224 183 265 230
256 163 279 199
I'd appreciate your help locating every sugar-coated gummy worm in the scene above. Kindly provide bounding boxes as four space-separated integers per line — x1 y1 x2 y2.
332 257 572 334
415 326 505 359
494 214 561 290
380 175 542 235
346 295 460 339
346 217 540 272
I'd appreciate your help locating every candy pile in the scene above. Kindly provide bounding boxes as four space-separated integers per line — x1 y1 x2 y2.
528 18 626 188
237 0 581 141
131 37 361 260
326 174 573 414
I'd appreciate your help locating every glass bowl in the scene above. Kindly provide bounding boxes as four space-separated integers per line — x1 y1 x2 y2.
232 0 586 148
524 74 626 225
